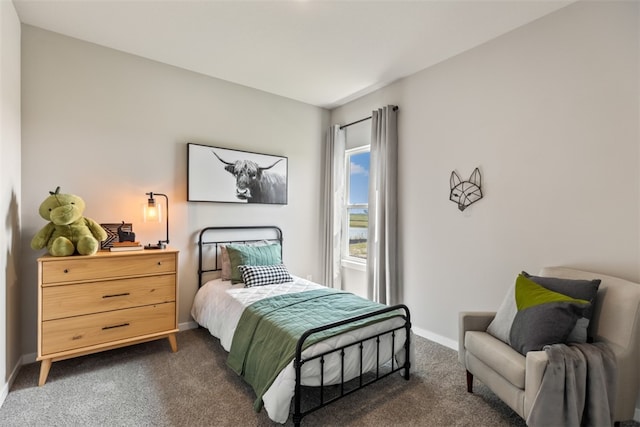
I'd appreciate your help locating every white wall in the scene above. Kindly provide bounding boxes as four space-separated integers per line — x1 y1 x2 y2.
0 0 22 405
332 1 639 346
20 26 329 356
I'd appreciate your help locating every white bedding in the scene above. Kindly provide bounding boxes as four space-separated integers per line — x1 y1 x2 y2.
191 276 408 424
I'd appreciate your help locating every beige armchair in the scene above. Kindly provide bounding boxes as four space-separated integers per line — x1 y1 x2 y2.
459 267 640 423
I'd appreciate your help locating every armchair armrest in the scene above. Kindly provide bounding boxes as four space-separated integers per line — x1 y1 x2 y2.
523 350 548 417
458 311 496 364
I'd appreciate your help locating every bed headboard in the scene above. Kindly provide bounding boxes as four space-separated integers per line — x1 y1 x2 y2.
197 225 283 286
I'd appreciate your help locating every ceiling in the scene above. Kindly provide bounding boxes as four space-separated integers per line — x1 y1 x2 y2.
13 0 576 109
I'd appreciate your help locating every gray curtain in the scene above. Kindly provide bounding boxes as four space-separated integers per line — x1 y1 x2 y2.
321 125 345 289
366 106 398 305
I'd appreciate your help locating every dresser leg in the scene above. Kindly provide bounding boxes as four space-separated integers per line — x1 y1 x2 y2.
38 359 52 386
167 334 178 352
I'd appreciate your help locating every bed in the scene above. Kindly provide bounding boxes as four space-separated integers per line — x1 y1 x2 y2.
191 226 411 425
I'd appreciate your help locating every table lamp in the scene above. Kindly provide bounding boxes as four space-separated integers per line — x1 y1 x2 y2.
143 192 169 249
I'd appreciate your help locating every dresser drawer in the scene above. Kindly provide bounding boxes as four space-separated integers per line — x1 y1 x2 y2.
41 253 176 284
42 274 175 321
41 302 176 355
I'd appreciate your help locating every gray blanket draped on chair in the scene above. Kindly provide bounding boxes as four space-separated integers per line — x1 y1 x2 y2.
527 342 616 427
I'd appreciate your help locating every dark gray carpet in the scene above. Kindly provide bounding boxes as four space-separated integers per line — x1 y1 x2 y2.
0 329 637 426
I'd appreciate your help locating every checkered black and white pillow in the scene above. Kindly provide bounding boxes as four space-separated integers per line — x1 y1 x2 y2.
238 264 293 287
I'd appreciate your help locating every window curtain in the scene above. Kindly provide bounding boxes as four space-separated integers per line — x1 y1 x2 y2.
321 125 345 289
366 106 398 305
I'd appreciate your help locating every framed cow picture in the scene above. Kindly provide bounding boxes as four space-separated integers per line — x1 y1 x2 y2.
187 143 288 205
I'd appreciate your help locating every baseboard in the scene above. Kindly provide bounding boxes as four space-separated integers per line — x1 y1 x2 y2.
0 382 7 408
22 352 37 365
179 321 198 331
0 355 26 408
411 326 458 351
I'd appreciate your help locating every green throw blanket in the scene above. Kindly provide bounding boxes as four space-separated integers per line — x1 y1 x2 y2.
227 288 401 411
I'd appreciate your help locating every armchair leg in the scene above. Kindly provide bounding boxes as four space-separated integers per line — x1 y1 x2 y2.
466 370 473 393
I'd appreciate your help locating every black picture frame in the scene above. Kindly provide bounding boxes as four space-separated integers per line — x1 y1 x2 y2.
187 143 288 205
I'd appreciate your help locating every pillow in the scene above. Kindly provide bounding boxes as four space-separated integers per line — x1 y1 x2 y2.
238 264 293 287
509 274 589 355
226 242 282 283
220 240 271 281
521 271 600 343
487 271 601 345
220 246 231 281
486 284 517 344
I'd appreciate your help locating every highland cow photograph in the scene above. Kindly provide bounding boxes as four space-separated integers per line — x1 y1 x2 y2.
187 143 288 205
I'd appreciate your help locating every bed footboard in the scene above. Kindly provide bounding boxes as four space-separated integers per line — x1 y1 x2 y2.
292 304 411 426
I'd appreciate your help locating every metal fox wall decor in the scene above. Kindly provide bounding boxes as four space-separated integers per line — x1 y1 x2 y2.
449 167 483 212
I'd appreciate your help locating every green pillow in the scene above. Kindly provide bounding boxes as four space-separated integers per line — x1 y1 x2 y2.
226 243 282 284
509 274 590 355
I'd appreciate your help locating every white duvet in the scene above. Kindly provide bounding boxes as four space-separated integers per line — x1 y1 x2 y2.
191 276 408 424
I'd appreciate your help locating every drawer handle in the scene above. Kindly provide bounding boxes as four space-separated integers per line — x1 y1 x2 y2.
157 262 162 266
63 269 69 274
102 323 130 330
102 293 130 299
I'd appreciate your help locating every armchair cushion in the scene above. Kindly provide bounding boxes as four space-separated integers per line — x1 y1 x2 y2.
465 331 525 388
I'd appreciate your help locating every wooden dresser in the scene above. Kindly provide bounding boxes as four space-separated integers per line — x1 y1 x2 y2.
37 249 179 386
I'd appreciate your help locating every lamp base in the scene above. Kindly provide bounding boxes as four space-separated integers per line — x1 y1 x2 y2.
144 242 166 250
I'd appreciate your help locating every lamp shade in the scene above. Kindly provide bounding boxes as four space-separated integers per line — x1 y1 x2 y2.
143 200 162 223
143 192 169 249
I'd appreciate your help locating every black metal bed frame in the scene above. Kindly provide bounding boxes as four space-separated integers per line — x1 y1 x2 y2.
197 226 411 426
197 225 284 285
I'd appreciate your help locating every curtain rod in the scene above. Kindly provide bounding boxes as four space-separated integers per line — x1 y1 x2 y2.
339 105 398 130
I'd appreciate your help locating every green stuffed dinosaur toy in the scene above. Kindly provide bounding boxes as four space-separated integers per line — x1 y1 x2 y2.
31 186 107 256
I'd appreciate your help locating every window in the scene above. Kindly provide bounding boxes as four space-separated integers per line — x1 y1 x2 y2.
344 146 370 261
